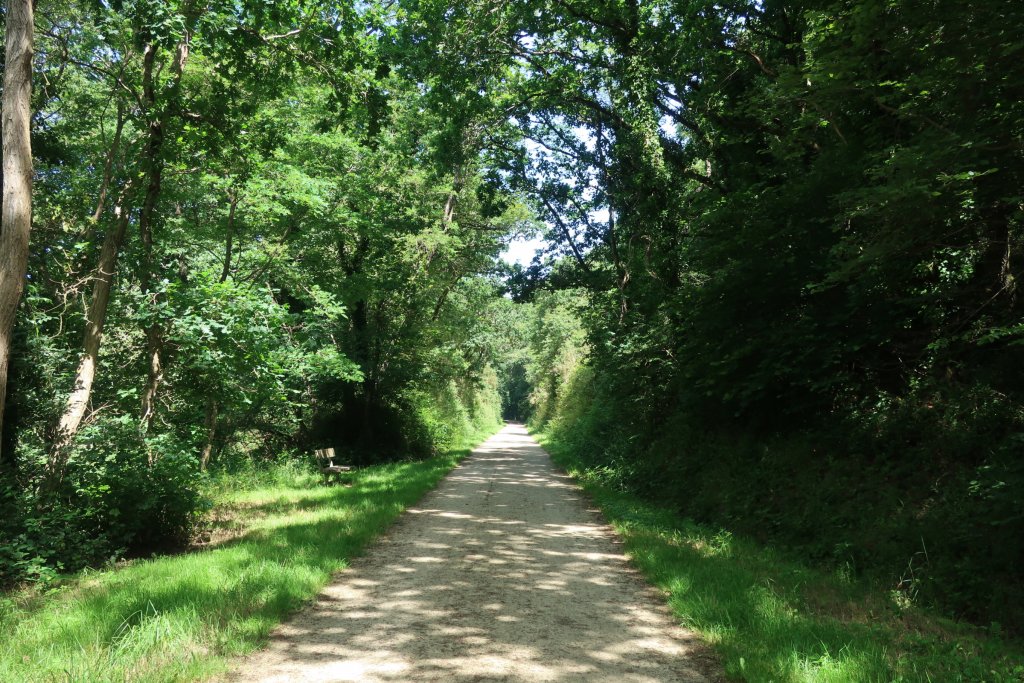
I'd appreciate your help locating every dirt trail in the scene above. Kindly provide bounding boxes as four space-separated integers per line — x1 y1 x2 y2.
230 424 715 682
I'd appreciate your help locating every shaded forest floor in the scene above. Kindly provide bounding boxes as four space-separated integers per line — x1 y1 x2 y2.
537 431 1024 682
0 426 496 682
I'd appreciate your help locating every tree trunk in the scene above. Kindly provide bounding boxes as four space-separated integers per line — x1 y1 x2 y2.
138 322 164 450
0 0 34 463
48 189 132 485
442 190 457 227
442 162 465 229
137 30 191 442
219 189 237 282
596 120 628 321
92 100 125 222
136 42 163 444
138 205 166 446
199 399 218 471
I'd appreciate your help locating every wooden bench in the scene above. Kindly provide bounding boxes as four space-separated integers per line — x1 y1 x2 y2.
314 447 352 486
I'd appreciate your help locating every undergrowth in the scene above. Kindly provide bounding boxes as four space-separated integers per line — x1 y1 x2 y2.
538 430 1024 683
0 424 497 682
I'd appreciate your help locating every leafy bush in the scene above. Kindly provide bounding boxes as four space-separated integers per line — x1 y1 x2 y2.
539 358 1024 633
71 418 208 553
408 372 503 456
0 416 208 586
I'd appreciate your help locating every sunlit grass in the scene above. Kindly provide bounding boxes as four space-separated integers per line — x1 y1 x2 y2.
538 431 1024 683
0 425 497 683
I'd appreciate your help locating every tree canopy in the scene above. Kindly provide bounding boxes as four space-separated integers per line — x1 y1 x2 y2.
1 0 1022 634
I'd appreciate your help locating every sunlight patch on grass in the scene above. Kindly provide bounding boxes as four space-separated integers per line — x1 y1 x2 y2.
0 426 497 683
538 430 1024 683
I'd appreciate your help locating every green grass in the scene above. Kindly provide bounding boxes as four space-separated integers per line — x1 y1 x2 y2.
0 426 497 683
537 431 1024 683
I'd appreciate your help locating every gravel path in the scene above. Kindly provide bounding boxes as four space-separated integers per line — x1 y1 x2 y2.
230 424 716 682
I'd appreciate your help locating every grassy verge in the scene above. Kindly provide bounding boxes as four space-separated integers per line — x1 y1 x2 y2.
537 430 1024 683
0 426 497 682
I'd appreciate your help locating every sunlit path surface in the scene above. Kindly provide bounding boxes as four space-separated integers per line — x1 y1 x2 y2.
231 424 712 682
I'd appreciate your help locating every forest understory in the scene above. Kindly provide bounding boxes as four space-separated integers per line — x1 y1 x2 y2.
0 0 1022 680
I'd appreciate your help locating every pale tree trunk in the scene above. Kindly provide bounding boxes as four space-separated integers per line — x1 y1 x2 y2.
423 169 463 321
0 0 34 462
199 399 218 471
442 190 457 226
47 100 132 484
48 189 132 485
48 18 194 481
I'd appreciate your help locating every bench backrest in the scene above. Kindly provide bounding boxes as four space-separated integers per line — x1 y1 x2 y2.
314 447 336 467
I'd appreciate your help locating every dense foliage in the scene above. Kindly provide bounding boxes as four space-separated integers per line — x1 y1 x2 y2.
1 0 1021 638
501 0 1024 632
0 0 515 583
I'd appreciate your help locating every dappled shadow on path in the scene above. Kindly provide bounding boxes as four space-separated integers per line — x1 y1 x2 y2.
231 425 713 683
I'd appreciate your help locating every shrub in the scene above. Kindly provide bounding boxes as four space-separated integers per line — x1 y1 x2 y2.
541 362 1024 633
0 416 208 587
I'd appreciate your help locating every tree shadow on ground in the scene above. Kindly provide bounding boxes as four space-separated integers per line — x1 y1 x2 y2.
0 451 471 681
230 426 717 682
561 454 1024 683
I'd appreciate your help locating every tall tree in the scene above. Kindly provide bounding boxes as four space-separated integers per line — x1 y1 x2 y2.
0 0 34 460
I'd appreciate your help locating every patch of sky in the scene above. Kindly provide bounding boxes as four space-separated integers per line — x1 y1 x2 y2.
500 114 612 267
501 233 547 266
